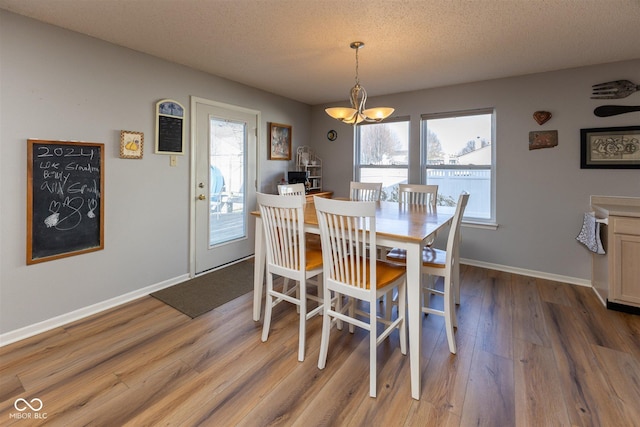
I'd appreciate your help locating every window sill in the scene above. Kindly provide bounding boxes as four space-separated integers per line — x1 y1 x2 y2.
462 220 498 230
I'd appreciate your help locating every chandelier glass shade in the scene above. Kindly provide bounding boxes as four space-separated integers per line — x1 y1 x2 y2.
325 42 394 125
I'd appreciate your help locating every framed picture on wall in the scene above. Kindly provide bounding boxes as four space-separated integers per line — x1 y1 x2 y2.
268 122 292 160
155 99 185 155
120 130 144 159
580 126 640 169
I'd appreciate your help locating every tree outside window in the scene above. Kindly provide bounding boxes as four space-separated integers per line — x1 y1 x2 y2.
355 119 409 201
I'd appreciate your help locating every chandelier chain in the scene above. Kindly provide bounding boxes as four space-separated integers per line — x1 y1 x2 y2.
354 47 360 86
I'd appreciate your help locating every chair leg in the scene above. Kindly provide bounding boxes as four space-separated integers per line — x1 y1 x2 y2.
423 273 435 315
453 259 460 305
261 275 274 343
348 298 355 334
443 274 457 354
384 289 393 320
317 303 332 369
298 287 306 362
398 283 407 355
369 305 377 398
335 292 343 331
317 274 324 306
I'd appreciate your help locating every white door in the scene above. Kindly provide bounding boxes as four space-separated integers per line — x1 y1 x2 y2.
192 97 258 274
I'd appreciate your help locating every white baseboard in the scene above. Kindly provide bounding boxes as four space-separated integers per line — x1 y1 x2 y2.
0 273 189 347
1 257 590 348
461 258 591 287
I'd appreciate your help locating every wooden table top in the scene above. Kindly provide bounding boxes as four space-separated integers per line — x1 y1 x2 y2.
254 200 453 244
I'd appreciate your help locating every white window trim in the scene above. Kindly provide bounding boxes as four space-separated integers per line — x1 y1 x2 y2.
354 116 411 182
420 108 496 224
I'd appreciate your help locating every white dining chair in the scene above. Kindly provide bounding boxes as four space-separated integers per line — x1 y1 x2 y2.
257 192 324 362
314 197 407 397
386 192 469 354
279 182 322 254
398 183 438 210
383 184 438 318
396 183 439 249
349 181 382 202
384 183 439 317
278 183 306 197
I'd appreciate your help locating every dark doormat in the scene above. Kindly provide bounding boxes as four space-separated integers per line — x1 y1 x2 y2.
151 258 254 318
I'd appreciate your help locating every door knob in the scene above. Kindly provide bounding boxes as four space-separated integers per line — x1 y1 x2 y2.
198 194 206 201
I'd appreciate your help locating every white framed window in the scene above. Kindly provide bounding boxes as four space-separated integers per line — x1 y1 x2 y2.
354 118 410 201
421 109 495 223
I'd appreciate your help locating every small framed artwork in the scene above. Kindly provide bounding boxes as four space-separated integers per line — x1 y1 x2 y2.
268 122 292 160
529 130 558 150
580 126 640 169
120 130 144 159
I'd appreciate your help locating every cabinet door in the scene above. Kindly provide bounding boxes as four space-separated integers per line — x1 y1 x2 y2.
612 230 640 305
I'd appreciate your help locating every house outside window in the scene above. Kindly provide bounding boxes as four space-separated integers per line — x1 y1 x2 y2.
421 109 495 223
354 118 409 201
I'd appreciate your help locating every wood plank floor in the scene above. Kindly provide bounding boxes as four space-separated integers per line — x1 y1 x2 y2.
2 265 639 426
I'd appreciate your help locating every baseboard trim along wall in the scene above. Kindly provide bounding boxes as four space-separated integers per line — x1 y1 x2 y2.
461 258 592 287
0 273 189 347
1 260 591 348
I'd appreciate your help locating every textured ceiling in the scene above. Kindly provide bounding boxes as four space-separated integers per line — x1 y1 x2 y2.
1 0 639 105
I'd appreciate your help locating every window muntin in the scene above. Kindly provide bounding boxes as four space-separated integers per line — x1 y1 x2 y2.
421 109 495 222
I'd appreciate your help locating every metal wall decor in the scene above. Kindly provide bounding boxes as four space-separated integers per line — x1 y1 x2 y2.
594 105 640 117
591 79 640 117
591 80 639 99
533 111 552 125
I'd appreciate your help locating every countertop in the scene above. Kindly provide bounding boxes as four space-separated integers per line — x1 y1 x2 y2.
591 196 640 218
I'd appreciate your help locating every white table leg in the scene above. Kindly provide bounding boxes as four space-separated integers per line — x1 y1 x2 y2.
406 242 422 400
253 217 265 321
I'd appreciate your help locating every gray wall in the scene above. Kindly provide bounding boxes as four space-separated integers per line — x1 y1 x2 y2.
0 11 309 336
1 10 639 340
311 59 640 282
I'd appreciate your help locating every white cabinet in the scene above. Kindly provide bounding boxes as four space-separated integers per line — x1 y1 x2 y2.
296 146 322 191
610 217 640 306
591 196 640 312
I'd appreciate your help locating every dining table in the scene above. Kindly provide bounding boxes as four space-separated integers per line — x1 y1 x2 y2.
251 198 454 400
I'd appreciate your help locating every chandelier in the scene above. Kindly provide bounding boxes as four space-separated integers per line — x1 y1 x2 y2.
325 42 394 125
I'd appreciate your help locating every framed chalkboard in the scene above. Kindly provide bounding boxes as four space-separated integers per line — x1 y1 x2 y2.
155 99 185 154
27 139 105 264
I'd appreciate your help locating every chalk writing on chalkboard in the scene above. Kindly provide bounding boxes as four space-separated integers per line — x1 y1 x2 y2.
156 99 185 154
27 139 105 264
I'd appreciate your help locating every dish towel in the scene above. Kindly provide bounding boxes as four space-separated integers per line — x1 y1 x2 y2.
576 212 605 254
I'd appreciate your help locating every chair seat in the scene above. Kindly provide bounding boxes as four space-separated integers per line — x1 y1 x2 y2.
332 256 406 290
305 248 324 270
386 247 446 268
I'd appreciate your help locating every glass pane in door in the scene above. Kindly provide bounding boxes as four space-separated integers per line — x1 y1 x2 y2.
209 117 246 247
